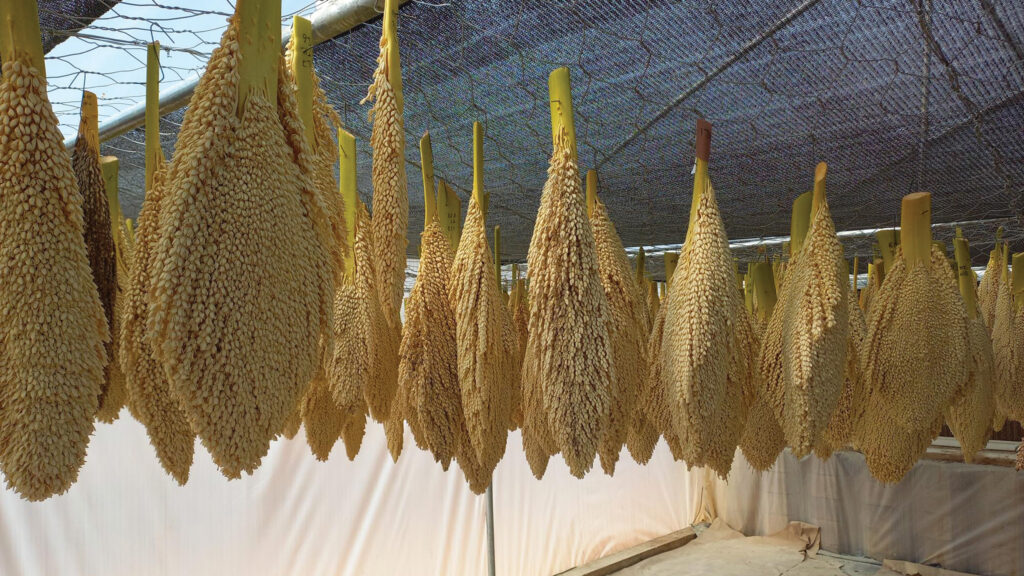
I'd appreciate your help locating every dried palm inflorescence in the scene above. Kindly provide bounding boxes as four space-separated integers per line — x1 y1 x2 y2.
857 192 969 483
301 368 343 461
119 41 194 485
96 156 128 423
72 92 117 410
450 123 514 488
626 246 663 464
328 130 386 461
396 132 467 471
0 1 109 500
663 119 755 478
1001 253 1024 423
510 266 530 368
765 164 848 457
627 310 664 464
977 230 1005 331
587 171 648 475
523 68 614 478
647 251 685 463
815 260 867 460
942 236 995 462
494 225 523 434
740 260 786 471
361 0 407 456
990 247 1016 430
362 0 407 333
145 1 334 477
285 16 347 459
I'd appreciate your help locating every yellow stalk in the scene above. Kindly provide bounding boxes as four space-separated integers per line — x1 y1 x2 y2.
512 262 520 283
664 252 679 288
472 121 486 217
236 0 281 116
876 229 899 275
1013 253 1024 312
0 0 45 76
420 131 436 226
100 156 122 245
586 169 597 218
659 282 666 300
494 225 502 288
78 91 100 157
899 192 932 267
124 219 135 245
338 128 358 282
145 42 164 191
852 256 859 292
811 162 827 219
953 238 977 318
382 0 403 116
687 119 712 243
751 261 777 321
548 67 577 163
789 191 812 257
288 16 315 151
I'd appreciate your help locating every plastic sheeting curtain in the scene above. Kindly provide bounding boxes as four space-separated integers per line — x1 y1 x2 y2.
3 418 1021 575
707 450 1024 576
0 419 695 576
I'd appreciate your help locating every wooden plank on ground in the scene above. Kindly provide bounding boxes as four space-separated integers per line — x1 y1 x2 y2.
556 527 696 576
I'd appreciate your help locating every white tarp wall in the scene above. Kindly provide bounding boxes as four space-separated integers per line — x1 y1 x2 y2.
707 450 1024 576
4 414 1024 576
0 417 697 576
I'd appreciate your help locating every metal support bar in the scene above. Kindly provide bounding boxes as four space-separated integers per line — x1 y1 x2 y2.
595 0 823 170
63 0 408 150
621 216 1016 255
486 485 496 576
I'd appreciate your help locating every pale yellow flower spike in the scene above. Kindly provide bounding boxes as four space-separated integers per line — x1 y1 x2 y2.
663 119 755 478
97 156 128 424
523 67 614 478
73 90 118 412
589 169 649 475
0 0 109 500
943 236 995 462
450 121 513 490
857 192 969 482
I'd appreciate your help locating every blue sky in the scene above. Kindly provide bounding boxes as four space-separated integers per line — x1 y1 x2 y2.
45 1 320 139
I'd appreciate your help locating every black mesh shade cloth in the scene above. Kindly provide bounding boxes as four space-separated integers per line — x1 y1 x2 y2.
40 0 121 53
96 0 1024 266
